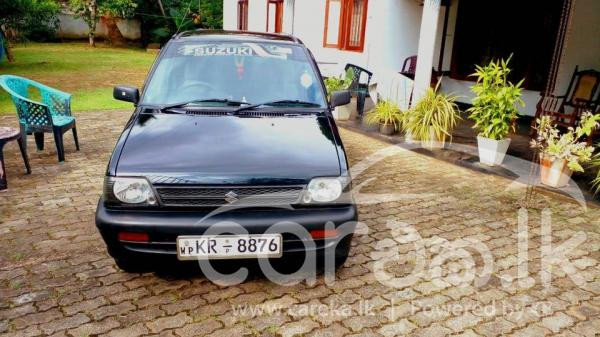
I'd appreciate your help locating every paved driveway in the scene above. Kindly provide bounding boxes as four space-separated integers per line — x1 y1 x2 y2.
1 111 599 337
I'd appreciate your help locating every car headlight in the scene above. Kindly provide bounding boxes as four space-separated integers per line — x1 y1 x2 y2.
107 177 157 205
304 177 343 203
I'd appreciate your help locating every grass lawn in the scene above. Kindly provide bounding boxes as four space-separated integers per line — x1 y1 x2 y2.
0 42 156 115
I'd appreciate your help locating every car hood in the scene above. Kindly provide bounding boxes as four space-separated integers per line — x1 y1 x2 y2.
116 113 341 184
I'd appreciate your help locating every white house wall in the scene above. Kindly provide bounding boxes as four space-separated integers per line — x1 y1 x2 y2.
294 0 425 77
223 0 237 30
223 0 270 31
222 0 424 77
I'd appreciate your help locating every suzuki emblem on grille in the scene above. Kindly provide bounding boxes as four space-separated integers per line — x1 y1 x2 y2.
224 191 239 203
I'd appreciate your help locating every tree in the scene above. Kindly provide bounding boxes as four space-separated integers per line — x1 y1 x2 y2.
69 0 137 47
99 0 137 46
0 0 59 61
69 0 99 47
136 0 222 46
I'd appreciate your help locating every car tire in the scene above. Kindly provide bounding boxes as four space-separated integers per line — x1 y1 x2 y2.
321 235 352 270
334 239 351 269
334 250 350 269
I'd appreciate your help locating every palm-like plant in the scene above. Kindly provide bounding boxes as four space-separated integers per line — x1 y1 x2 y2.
364 100 402 128
404 83 461 146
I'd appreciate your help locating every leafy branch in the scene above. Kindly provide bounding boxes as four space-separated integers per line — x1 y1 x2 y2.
467 56 525 140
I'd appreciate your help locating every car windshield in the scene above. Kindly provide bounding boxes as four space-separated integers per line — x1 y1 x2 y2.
142 41 327 108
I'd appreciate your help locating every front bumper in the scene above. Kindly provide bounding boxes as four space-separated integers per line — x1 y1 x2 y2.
95 199 358 259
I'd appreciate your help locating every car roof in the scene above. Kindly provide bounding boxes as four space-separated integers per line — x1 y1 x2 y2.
173 29 303 45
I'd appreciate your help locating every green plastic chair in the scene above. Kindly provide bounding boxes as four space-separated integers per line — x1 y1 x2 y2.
0 75 79 162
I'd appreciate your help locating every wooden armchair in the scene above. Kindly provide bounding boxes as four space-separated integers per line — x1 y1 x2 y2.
532 67 600 134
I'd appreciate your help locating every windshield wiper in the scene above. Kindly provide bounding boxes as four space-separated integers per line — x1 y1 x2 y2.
233 99 322 114
159 98 248 112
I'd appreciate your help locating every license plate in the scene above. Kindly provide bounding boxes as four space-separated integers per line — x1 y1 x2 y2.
176 234 283 260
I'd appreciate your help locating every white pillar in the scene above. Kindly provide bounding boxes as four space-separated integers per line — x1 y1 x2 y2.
412 0 442 104
282 0 295 34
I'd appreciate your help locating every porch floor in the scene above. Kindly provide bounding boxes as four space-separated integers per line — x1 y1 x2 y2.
337 114 600 204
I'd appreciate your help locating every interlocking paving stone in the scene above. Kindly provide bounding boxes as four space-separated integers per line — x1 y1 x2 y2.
377 318 417 336
541 312 576 333
1 111 599 336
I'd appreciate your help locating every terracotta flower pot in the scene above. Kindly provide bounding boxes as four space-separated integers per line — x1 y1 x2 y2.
540 156 573 188
361 118 379 131
379 123 395 135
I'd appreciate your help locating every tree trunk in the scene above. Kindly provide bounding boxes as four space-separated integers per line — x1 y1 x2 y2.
102 16 127 46
5 43 14 62
157 0 166 16
0 26 13 62
88 0 98 47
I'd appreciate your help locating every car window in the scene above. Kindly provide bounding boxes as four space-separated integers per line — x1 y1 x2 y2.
142 41 326 107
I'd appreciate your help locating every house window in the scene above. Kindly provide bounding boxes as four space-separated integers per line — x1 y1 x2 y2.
238 0 248 30
450 0 563 91
267 0 284 33
323 0 368 52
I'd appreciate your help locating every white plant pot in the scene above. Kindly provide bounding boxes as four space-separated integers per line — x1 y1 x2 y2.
540 157 572 188
422 129 444 149
332 104 352 121
477 136 511 166
348 97 359 120
404 131 414 144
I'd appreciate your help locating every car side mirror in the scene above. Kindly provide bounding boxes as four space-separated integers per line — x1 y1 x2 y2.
330 90 351 108
113 85 139 104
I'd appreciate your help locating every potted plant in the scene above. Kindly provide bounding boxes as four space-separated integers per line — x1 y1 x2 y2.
531 113 600 188
324 68 354 120
467 57 524 166
593 149 600 193
364 100 402 135
404 83 461 149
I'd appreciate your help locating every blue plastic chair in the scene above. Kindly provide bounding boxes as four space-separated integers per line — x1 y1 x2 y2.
0 75 79 162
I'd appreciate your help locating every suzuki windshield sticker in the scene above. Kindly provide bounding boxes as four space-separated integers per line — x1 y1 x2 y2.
178 43 292 59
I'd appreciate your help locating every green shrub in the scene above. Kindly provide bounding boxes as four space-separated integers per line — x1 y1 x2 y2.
324 68 354 99
0 0 59 43
467 56 525 140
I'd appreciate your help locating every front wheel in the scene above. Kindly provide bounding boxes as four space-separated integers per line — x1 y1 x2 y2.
321 235 353 270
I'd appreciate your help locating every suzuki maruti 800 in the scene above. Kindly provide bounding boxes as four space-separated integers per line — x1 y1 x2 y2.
96 30 357 273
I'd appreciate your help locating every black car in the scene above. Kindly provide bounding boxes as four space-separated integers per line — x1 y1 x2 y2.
96 30 357 274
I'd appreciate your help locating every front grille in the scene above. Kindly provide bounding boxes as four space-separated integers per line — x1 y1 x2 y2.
155 185 305 207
